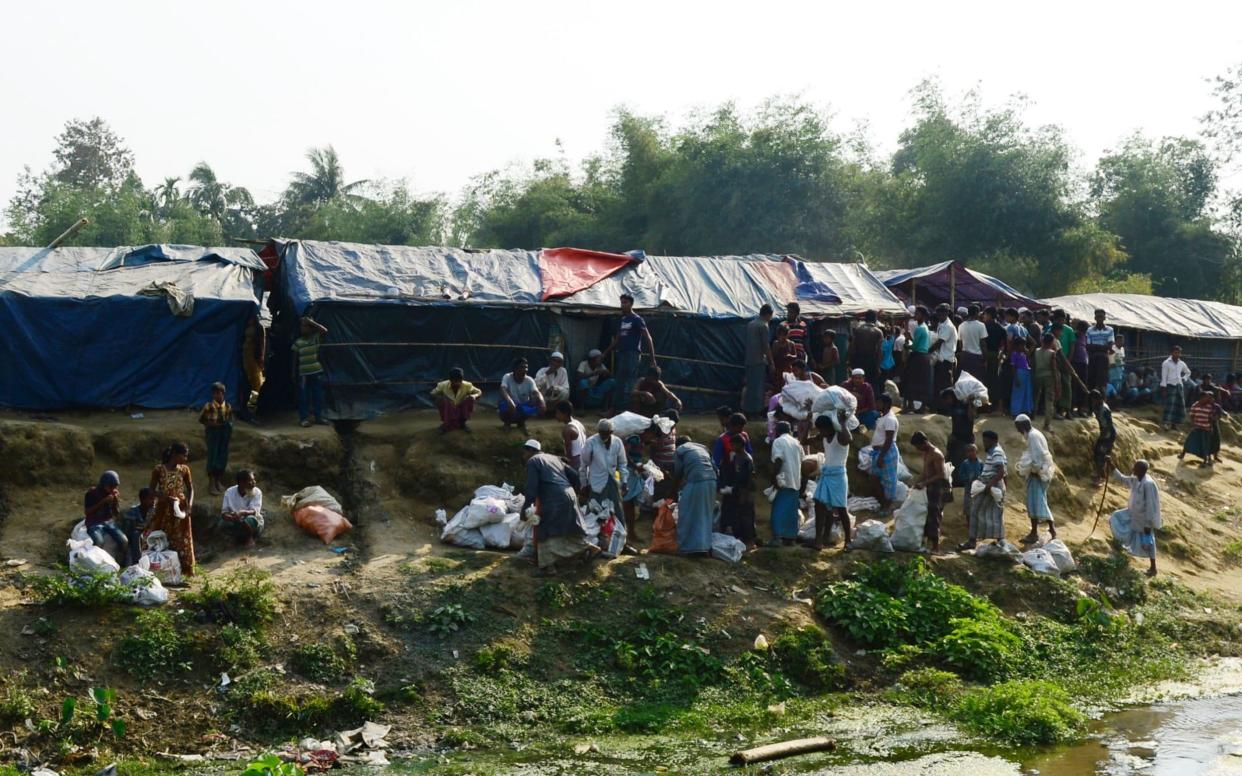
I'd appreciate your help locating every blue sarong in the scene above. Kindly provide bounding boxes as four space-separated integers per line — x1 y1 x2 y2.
1026 476 1053 522
771 488 800 539
1010 369 1033 416
677 479 716 554
578 377 616 408
871 445 900 501
1110 508 1156 558
814 465 848 509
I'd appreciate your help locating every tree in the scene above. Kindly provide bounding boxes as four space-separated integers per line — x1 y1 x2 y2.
186 162 255 238
285 146 367 207
153 177 182 217
49 118 135 190
300 181 446 245
1091 135 1238 300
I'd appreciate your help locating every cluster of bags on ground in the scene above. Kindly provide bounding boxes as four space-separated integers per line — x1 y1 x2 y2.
282 486 352 544
970 537 1076 576
439 483 529 551
66 522 172 605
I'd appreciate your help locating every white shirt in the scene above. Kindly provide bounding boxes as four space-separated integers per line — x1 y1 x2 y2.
1025 428 1052 469
892 333 907 353
958 319 987 356
1114 469 1163 531
535 366 569 395
1161 357 1191 387
933 320 958 363
871 411 899 449
565 418 586 460
770 434 804 489
222 485 263 516
580 433 627 493
823 436 850 468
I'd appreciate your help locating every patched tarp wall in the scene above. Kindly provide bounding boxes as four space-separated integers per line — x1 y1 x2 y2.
0 246 262 410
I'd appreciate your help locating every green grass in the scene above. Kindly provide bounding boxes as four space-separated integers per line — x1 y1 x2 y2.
115 610 192 678
290 642 348 683
26 570 131 607
953 680 1086 745
180 569 277 630
1223 539 1242 564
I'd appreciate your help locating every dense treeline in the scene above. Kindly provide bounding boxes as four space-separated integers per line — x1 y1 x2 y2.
4 79 1242 301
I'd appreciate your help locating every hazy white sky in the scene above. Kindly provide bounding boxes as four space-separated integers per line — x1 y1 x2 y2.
3 0 1241 211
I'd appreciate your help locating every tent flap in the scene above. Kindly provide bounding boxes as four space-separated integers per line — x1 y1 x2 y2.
539 247 644 301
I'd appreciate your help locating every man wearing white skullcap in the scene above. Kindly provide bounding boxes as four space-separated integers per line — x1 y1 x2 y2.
580 418 627 523
521 439 599 576
535 351 570 407
1014 414 1056 544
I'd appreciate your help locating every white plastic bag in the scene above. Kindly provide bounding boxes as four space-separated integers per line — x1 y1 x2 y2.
510 518 533 550
608 411 656 438
857 446 875 473
779 378 825 420
67 537 120 576
975 539 1022 563
463 497 509 528
811 385 860 430
890 489 929 552
479 514 518 549
601 517 627 558
120 565 169 606
798 515 816 542
1021 548 1061 576
969 480 1004 503
1042 539 1076 573
474 484 524 513
138 531 183 585
445 528 486 550
710 532 746 563
953 372 989 407
849 520 894 553
70 520 89 543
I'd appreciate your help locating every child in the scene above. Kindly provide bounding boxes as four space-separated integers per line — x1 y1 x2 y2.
957 444 983 523
718 433 757 549
1009 337 1033 418
83 470 130 566
120 487 156 567
622 434 648 542
199 381 234 495
293 316 329 427
221 469 264 548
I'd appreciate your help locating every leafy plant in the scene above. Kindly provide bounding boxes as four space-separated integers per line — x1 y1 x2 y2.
216 623 264 672
424 604 476 636
290 642 347 683
931 617 1023 683
816 581 909 648
240 754 305 776
1077 553 1147 606
181 569 277 630
115 610 192 677
474 644 519 672
889 668 964 709
953 680 1085 745
27 571 130 607
0 675 35 724
770 626 847 691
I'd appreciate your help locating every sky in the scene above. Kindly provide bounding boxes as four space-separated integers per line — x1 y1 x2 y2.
3 0 1242 214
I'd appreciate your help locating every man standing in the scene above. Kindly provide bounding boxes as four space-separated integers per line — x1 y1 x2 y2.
520 439 598 577
849 311 884 395
603 293 657 411
293 316 329 428
904 307 934 413
957 305 988 383
575 349 616 412
869 394 902 514
769 420 804 546
812 412 853 550
929 304 959 403
1108 457 1162 577
673 436 717 556
431 367 482 434
983 307 1008 409
910 431 947 553
556 401 587 471
580 418 627 526
499 358 546 431
1049 312 1076 419
959 429 1007 551
1091 390 1116 488
1015 414 1056 544
1161 345 1192 430
785 302 813 367
744 304 774 415
1085 309 1115 395
535 352 571 408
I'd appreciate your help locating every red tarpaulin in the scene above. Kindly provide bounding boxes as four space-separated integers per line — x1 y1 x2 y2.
539 247 641 301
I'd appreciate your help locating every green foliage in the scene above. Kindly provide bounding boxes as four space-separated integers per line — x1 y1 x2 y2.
816 580 909 648
215 624 265 673
226 669 382 736
1223 539 1242 565
1078 553 1148 606
930 617 1023 683
727 651 794 698
952 680 1086 746
115 610 193 678
0 676 35 723
423 603 476 636
770 626 847 691
240 754 305 776
473 644 519 672
290 643 347 684
889 668 964 709
27 570 131 607
181 569 277 630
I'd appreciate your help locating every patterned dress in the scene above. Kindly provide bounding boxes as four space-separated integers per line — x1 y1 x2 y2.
148 463 195 576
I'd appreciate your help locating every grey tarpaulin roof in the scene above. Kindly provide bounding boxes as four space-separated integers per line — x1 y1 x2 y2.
0 244 265 276
280 239 906 319
1042 293 1242 340
0 259 261 301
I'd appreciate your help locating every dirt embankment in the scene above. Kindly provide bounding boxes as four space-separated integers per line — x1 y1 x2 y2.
0 404 1239 759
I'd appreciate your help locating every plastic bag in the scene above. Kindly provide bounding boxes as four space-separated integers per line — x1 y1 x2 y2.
970 480 1005 503
609 411 656 438
70 520 89 543
857 446 874 473
890 489 929 552
1109 510 1149 558
444 528 486 550
811 385 860 430
649 502 679 554
70 520 126 564
120 565 169 606
281 486 343 515
479 514 518 549
975 539 1022 563
710 532 746 563
294 504 353 544
953 372 990 407
139 531 183 585
510 518 533 550
601 515 627 558
1042 539 1076 573
780 379 826 420
474 484 524 513
849 520 894 553
67 537 121 576
1021 548 1061 576
462 497 510 528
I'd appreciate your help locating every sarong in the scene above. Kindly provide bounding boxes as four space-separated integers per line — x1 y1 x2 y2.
1011 369 1034 416
871 445 900 502
904 352 933 407
770 488 800 539
1183 428 1212 458
1026 476 1053 523
814 465 849 510
1087 353 1110 392
1163 384 1186 425
969 491 1005 540
676 479 716 554
205 423 232 475
925 480 945 542
1110 509 1156 559
538 534 595 569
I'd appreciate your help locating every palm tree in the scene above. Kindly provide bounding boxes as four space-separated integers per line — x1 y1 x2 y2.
285 145 367 206
153 176 181 216
187 162 254 223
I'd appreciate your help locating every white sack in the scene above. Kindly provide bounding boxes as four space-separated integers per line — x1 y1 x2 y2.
710 532 746 563
1041 539 1076 574
890 489 929 552
849 520 894 553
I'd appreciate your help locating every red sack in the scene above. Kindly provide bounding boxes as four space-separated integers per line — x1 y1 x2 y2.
649 502 678 555
294 504 353 544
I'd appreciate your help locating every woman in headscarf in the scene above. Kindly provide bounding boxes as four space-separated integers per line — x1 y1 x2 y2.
147 442 196 577
673 436 717 556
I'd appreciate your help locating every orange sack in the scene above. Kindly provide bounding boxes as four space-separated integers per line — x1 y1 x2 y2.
294 505 353 544
648 502 678 555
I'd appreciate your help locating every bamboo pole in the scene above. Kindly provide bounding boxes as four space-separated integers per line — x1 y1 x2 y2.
46 217 89 250
730 736 836 766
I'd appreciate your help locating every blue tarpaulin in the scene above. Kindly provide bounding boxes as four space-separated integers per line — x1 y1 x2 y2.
872 260 1043 309
0 246 262 410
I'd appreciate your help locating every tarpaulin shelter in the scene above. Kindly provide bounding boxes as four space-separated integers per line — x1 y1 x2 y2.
1043 293 1242 374
0 245 264 410
270 239 905 418
873 260 1044 311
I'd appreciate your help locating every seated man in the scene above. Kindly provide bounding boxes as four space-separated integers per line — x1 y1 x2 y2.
632 366 683 416
120 487 156 567
431 367 482 434
499 358 546 431
221 469 264 548
842 368 878 429
83 470 130 566
535 352 571 409
576 349 616 411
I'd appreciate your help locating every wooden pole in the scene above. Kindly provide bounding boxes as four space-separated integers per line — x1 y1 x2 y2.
46 217 89 250
730 737 836 766
949 263 957 309
910 278 918 307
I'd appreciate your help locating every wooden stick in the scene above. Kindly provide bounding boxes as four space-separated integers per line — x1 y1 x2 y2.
729 736 836 766
1088 465 1112 539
